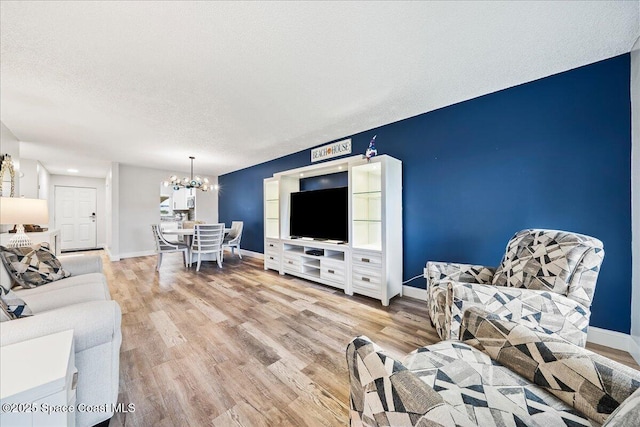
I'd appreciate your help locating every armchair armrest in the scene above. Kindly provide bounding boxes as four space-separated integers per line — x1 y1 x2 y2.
448 281 591 346
0 300 121 352
460 307 640 424
346 336 474 426
425 261 495 288
59 254 103 276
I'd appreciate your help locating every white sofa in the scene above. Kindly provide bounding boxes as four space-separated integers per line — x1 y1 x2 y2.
0 254 122 427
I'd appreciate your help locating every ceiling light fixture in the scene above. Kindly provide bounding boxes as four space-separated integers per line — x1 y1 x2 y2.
163 156 211 192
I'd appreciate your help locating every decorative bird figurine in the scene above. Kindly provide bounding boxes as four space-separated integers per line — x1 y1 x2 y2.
365 135 378 161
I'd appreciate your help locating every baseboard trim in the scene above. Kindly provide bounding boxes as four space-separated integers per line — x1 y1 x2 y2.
630 335 640 365
104 246 120 262
117 250 156 260
239 249 264 260
402 285 427 300
587 326 632 352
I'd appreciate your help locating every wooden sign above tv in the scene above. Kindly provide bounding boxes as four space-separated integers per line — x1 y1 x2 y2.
311 139 351 162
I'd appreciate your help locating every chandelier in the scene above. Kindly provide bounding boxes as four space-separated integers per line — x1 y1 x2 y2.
164 156 212 192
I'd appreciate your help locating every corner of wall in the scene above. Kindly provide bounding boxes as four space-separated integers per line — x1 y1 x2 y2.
630 35 640 365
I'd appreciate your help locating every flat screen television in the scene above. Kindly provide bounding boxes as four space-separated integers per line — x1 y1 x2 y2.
290 187 348 242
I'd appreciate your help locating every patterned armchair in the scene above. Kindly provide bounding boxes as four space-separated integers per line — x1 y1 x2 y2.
346 307 640 427
426 229 604 346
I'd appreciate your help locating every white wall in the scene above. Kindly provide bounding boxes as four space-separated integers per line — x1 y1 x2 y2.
1 122 20 232
630 35 640 364
38 161 50 201
49 175 107 248
117 164 219 258
19 158 38 199
105 163 120 260
0 121 20 198
118 164 168 257
195 176 219 223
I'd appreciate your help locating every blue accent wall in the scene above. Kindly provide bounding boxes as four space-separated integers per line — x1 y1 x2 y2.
219 54 632 334
300 172 348 191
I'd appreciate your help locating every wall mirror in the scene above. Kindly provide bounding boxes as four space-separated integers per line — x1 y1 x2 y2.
0 154 16 197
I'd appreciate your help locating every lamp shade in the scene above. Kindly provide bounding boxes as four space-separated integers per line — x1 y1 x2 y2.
0 197 49 225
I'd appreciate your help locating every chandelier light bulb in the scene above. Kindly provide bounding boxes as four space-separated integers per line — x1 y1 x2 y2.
165 157 211 192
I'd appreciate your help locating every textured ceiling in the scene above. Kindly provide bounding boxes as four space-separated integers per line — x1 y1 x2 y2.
1 1 639 178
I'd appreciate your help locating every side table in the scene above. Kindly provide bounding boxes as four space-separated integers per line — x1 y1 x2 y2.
0 330 77 426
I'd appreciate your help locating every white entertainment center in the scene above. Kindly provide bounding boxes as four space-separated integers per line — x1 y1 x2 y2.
263 154 402 306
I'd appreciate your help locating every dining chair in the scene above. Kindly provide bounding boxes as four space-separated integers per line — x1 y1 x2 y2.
222 221 244 260
190 223 225 272
151 224 189 271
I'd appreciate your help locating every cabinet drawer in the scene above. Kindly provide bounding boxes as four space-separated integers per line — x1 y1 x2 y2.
282 256 302 272
265 253 279 264
352 251 382 267
265 239 281 252
321 265 345 283
265 261 280 271
352 265 382 291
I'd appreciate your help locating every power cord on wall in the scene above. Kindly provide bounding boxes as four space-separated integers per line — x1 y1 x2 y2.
402 273 425 285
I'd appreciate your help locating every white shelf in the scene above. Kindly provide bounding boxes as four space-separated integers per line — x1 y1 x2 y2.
263 154 402 305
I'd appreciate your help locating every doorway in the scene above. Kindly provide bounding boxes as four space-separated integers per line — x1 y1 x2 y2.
54 186 97 251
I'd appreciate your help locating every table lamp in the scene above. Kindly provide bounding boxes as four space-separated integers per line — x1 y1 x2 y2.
0 197 49 248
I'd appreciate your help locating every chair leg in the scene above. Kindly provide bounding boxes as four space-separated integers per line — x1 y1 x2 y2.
237 245 242 259
196 254 202 272
183 250 188 267
156 253 163 271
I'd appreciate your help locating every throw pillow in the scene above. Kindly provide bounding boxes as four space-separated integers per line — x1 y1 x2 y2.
0 286 32 318
602 387 640 427
0 243 71 289
0 298 13 322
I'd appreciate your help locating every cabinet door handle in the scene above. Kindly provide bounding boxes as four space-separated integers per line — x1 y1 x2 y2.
288 260 293 264
269 257 274 260
362 277 370 282
328 269 335 274
269 244 274 247
361 258 370 263
72 371 78 390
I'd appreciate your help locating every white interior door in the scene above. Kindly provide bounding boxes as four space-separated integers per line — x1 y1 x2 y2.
55 186 97 251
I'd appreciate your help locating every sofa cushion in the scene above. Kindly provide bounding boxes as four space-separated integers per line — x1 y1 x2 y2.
603 387 640 426
18 279 110 314
0 244 71 289
13 273 108 297
492 229 603 295
0 286 32 318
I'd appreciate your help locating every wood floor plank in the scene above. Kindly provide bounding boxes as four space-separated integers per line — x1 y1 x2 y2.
148 310 187 348
97 250 638 427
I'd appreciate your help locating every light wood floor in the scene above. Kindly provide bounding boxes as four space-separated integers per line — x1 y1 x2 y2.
100 250 638 426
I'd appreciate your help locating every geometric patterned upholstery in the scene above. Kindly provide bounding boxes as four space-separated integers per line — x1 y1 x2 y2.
0 243 71 290
426 229 605 346
460 307 640 425
346 308 640 427
0 286 32 319
493 229 604 301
